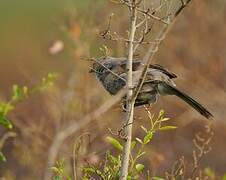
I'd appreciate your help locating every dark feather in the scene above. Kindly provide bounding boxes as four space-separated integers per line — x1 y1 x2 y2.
158 82 213 119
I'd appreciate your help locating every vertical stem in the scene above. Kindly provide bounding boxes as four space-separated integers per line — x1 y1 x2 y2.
120 1 137 179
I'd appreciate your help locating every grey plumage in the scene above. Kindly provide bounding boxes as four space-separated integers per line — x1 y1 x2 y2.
89 56 213 119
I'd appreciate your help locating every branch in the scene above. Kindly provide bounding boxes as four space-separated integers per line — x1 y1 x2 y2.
101 32 156 45
120 0 137 179
120 0 169 24
0 132 17 149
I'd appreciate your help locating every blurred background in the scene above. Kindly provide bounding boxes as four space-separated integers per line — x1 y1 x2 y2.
0 0 226 179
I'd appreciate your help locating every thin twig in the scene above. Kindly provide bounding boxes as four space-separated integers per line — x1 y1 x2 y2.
0 132 17 150
120 0 169 24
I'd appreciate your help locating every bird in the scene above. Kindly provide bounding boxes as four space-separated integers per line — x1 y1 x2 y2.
89 56 213 119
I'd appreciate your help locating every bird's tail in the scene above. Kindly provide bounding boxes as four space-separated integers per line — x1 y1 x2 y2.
159 82 213 119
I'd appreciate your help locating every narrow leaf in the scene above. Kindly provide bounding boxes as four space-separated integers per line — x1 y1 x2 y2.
143 131 153 144
0 115 13 129
159 126 177 131
131 140 137 150
135 164 144 173
106 136 123 151
152 177 165 180
50 167 59 173
0 152 6 162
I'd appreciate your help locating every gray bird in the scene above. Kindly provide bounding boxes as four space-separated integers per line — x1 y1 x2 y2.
89 56 213 119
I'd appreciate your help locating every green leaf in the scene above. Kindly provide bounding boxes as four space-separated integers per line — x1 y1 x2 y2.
41 73 57 89
158 110 165 119
12 84 21 101
53 176 62 180
152 177 165 180
159 126 177 131
0 103 14 116
143 131 153 144
106 136 123 151
66 176 72 180
106 151 119 166
0 115 13 129
0 152 6 162
204 167 215 178
50 167 59 173
135 164 144 173
222 174 226 180
131 141 136 150
83 167 96 174
103 166 110 174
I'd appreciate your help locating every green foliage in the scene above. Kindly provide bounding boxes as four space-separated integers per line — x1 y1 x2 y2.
0 151 6 162
0 73 57 162
40 73 57 90
152 177 165 180
0 101 14 129
51 160 71 180
135 164 144 173
82 151 121 180
53 110 223 179
81 110 175 179
222 174 226 180
0 73 57 130
0 114 13 129
106 136 123 151
204 167 215 179
204 167 226 180
11 85 28 102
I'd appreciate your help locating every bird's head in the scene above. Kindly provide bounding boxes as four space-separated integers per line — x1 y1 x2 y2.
89 56 115 74
89 61 102 74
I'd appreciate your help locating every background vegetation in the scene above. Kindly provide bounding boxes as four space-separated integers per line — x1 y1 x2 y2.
0 0 226 179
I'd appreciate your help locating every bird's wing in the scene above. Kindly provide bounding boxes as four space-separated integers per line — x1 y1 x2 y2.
119 61 177 79
149 64 177 79
116 59 177 79
145 69 176 86
120 69 174 86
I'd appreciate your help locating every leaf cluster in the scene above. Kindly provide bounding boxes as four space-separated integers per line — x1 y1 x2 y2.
81 110 176 179
0 73 57 162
